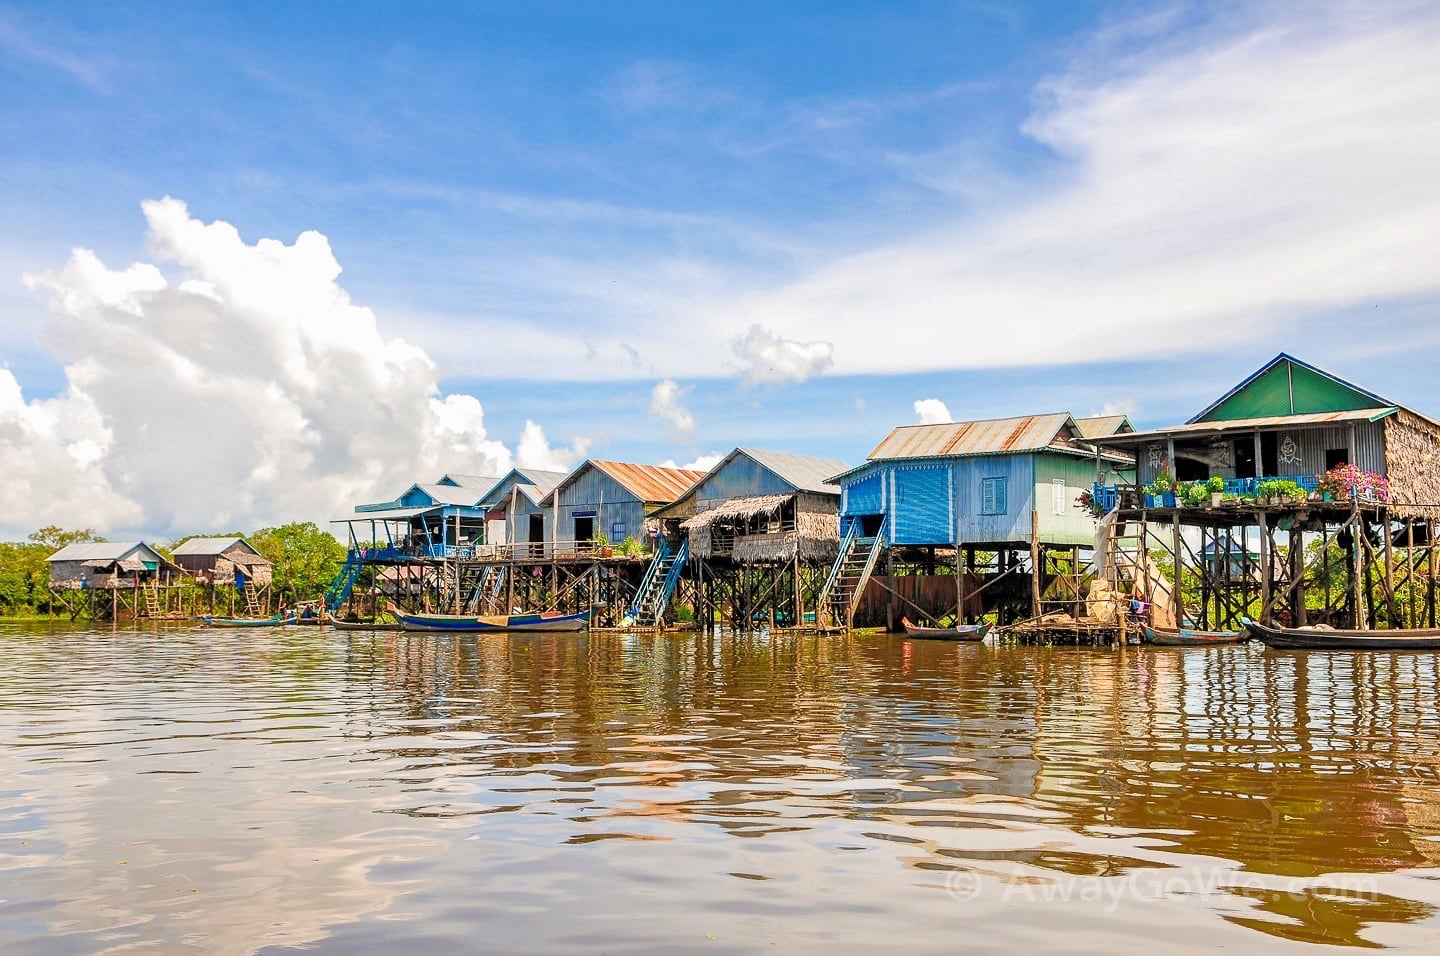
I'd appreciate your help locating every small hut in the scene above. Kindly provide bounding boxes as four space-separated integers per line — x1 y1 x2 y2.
47 542 179 590
661 448 850 564
172 536 273 588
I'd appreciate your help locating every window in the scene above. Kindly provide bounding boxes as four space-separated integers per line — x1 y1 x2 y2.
1052 479 1066 516
981 477 1008 515
1325 449 1348 471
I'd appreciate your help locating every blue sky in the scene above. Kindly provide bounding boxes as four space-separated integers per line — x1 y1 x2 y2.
3 1 1439 536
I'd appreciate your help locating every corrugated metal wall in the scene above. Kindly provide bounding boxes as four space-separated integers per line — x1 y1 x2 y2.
892 464 951 544
839 455 1040 546
955 455 1034 545
694 454 794 504
845 471 884 515
554 467 643 543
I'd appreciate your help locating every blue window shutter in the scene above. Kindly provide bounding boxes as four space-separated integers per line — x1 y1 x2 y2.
981 477 1008 515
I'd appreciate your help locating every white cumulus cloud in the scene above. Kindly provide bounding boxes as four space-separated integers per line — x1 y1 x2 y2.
648 378 696 437
913 398 953 424
515 420 589 472
3 197 584 538
732 324 835 386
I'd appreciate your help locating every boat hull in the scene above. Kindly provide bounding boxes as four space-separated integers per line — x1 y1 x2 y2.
900 617 990 641
1244 619 1440 650
391 608 591 633
1144 626 1246 646
198 613 293 628
328 618 404 632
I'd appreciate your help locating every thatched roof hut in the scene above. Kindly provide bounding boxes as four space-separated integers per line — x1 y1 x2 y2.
661 449 850 564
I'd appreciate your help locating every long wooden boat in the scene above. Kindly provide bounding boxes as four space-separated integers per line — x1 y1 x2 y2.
389 606 591 633
1243 619 1440 650
1143 625 1247 646
900 617 991 641
198 612 294 628
327 617 404 632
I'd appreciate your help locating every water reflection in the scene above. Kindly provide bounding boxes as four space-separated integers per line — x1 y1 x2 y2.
2 622 1439 952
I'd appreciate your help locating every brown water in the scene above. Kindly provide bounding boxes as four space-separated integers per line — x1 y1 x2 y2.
2 624 1439 955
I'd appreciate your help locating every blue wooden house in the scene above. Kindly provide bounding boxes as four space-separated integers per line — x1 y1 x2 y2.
818 413 1133 628
831 413 1134 549
540 460 706 551
341 474 499 558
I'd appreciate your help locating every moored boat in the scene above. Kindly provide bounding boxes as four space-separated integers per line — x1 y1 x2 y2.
1143 625 1247 646
1243 618 1440 650
327 616 404 632
198 611 295 628
388 605 591 633
900 616 991 641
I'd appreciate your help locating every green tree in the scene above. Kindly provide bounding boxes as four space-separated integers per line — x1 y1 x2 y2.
28 526 101 549
1 527 102 617
250 522 345 604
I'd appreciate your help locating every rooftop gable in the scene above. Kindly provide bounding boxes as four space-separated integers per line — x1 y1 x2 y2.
47 541 162 563
1190 353 1395 424
171 536 263 558
543 459 706 506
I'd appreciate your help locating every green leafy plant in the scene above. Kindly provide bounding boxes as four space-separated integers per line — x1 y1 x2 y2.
1207 475 1226 494
617 535 645 557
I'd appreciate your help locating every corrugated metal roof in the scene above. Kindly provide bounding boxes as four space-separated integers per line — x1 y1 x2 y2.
586 460 706 503
416 483 483 506
332 506 435 523
438 473 502 489
1095 407 1399 445
738 448 851 493
867 413 1077 461
172 536 249 556
516 468 568 492
48 541 151 562
1074 415 1133 439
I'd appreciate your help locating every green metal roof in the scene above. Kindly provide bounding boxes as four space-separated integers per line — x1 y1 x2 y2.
1191 354 1393 423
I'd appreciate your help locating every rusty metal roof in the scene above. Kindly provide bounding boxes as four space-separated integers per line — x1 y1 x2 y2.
586 460 706 503
1074 415 1133 439
867 413 1079 461
1094 407 1399 446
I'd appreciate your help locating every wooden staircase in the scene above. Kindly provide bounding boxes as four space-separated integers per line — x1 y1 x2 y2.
242 585 263 616
1099 512 1176 629
627 540 688 627
141 586 162 619
817 518 887 630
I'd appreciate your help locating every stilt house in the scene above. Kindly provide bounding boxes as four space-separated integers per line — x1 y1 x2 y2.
540 461 706 550
818 413 1134 629
172 536 273 588
47 542 180 589
1092 354 1440 517
658 448 850 564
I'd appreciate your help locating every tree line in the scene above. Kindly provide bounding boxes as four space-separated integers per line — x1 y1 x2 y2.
0 523 345 618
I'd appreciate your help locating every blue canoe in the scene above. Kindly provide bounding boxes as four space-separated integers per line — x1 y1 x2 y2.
1143 625 1247 646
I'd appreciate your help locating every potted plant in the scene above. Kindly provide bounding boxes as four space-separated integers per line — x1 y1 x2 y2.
1207 475 1225 507
592 532 613 557
1144 472 1175 508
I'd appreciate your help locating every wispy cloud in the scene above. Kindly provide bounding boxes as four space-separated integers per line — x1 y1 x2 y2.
0 13 112 92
